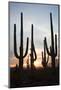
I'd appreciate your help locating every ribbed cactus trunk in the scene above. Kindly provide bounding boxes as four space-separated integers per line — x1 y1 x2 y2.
20 12 23 68
50 13 55 68
31 24 37 69
31 24 33 68
14 12 29 69
44 13 57 68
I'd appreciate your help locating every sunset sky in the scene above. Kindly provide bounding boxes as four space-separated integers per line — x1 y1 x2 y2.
9 2 59 68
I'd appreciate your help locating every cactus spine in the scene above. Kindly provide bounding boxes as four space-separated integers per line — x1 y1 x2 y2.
44 13 57 68
14 12 29 69
30 24 37 69
42 39 49 68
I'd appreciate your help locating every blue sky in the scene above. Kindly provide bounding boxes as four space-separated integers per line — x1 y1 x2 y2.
9 2 59 58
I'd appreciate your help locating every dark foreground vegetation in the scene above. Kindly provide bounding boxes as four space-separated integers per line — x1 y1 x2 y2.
10 67 59 88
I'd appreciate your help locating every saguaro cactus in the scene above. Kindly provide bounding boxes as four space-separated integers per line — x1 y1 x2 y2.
44 13 57 68
42 39 49 68
14 12 29 69
30 24 37 69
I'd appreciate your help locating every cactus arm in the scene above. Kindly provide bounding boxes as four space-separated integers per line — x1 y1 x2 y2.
14 24 20 58
46 55 49 64
31 24 37 61
42 52 44 60
44 37 51 56
23 37 29 58
54 34 57 56
41 51 44 66
33 43 37 60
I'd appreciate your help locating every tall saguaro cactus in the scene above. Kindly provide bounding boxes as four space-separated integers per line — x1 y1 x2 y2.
42 39 49 68
14 12 29 69
44 13 57 68
30 24 37 69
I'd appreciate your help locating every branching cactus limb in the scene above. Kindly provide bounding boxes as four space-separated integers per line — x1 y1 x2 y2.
31 24 37 69
55 34 57 56
44 13 57 68
14 24 20 59
14 12 29 69
42 52 49 68
42 39 49 68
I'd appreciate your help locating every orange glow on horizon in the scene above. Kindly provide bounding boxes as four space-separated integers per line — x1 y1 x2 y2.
10 64 16 68
10 48 58 68
34 60 43 68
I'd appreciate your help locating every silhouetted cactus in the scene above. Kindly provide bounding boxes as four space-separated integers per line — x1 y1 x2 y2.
14 12 29 69
44 13 57 68
42 39 49 68
30 24 37 69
